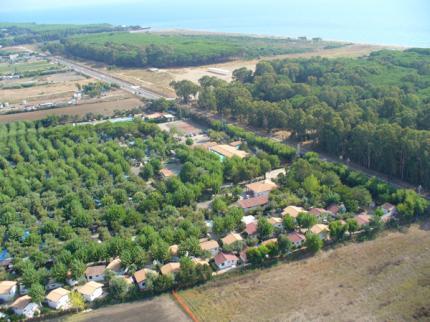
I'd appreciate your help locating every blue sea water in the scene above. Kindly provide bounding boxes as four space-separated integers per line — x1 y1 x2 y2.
1 0 429 47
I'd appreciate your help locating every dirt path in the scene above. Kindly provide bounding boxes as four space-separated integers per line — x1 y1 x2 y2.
180 223 430 322
63 295 191 322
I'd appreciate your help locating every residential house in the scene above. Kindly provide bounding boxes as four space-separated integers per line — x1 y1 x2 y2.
85 265 106 282
238 195 269 213
199 240 220 258
229 140 242 149
239 249 248 265
310 224 330 240
327 204 346 216
106 258 126 276
133 269 147 290
0 280 17 302
221 233 243 247
268 217 283 229
381 203 396 223
287 231 306 248
265 168 286 181
77 281 104 302
241 215 256 225
160 262 181 276
169 244 179 260
214 253 239 270
246 180 278 197
244 222 258 237
46 288 70 310
282 206 306 218
309 208 329 218
160 168 175 179
192 258 209 266
261 238 278 246
355 213 372 227
45 278 63 291
10 295 39 319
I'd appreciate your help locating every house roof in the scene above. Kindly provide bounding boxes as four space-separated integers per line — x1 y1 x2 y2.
160 262 180 276
238 195 269 209
246 181 278 194
214 252 238 266
221 233 243 246
0 280 16 294
241 215 256 225
133 269 147 283
265 168 286 181
200 240 219 251
78 281 103 296
287 231 306 243
245 222 258 235
46 288 70 303
209 144 248 159
10 295 32 310
261 238 278 246
169 244 179 256
309 208 327 216
106 258 122 273
356 213 372 226
282 206 306 218
85 265 106 277
310 224 330 235
145 112 163 120
268 217 282 226
192 258 209 266
327 204 340 214
382 203 395 211
160 168 175 178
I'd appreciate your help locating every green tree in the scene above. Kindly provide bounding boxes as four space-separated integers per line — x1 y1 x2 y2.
29 283 45 304
170 80 200 103
305 233 323 253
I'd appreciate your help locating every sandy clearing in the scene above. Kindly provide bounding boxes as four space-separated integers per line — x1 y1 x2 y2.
0 97 142 122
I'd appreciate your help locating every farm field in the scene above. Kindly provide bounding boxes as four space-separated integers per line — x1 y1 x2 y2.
0 96 142 122
59 295 190 322
0 60 61 75
103 43 399 96
180 223 430 322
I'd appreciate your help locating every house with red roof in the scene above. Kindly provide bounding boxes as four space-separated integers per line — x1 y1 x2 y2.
287 231 306 248
238 195 269 213
214 252 239 270
244 222 258 237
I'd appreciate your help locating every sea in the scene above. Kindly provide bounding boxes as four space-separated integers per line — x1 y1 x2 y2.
1 0 429 47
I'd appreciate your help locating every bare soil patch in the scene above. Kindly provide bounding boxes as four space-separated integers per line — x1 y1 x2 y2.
60 295 190 322
180 224 430 322
0 97 142 123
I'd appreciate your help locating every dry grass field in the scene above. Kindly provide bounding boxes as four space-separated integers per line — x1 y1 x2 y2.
100 43 401 97
180 223 430 322
0 97 142 122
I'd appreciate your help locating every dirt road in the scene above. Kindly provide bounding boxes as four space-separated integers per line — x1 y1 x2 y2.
63 296 190 322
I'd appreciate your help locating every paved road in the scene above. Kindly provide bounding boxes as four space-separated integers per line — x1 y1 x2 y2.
52 56 164 100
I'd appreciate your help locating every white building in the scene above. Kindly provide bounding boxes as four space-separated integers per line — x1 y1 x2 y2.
214 252 239 270
0 280 17 302
46 288 70 310
77 281 104 302
10 295 39 319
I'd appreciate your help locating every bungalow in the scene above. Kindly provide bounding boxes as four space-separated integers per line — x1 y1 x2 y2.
160 262 181 276
221 232 243 247
241 215 256 225
106 258 126 276
327 204 346 216
238 195 269 213
265 168 286 181
229 140 242 149
355 213 372 227
160 168 175 179
10 295 39 319
133 269 147 290
244 222 258 237
268 217 283 229
245 180 278 197
169 244 179 260
0 280 17 302
199 240 220 258
261 238 278 246
282 206 306 218
192 258 210 266
214 252 239 270
287 231 306 247
309 208 328 217
310 224 330 240
77 281 104 302
381 203 396 215
85 265 106 282
46 288 70 310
